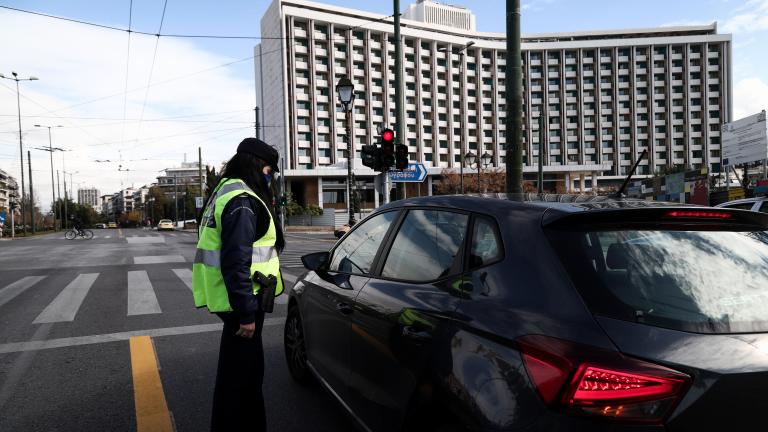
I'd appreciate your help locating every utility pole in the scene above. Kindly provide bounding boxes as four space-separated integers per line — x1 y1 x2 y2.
538 115 545 193
174 174 178 227
198 146 203 225
254 107 261 139
505 0 523 192
394 0 406 201
28 150 35 233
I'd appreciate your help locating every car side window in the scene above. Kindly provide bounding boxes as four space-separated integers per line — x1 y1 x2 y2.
723 202 756 211
329 211 398 275
469 217 502 269
381 209 469 282
759 202 768 214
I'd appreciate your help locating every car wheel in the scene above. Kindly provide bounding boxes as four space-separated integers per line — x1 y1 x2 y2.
284 306 312 384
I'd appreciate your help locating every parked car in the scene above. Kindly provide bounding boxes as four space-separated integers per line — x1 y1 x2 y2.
94 223 107 229
157 219 174 231
715 196 768 213
285 194 768 431
107 222 117 229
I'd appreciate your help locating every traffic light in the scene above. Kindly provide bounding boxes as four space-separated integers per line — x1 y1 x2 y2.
9 201 18 210
279 195 288 207
380 128 395 169
395 144 408 170
361 145 377 170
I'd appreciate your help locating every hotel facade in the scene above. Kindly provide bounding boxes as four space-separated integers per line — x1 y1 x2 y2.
255 0 732 210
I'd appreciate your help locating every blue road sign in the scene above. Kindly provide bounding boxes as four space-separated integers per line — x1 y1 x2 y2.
389 163 427 183
0 211 5 225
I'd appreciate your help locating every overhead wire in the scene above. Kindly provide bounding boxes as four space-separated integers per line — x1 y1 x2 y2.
133 0 169 148
119 0 134 151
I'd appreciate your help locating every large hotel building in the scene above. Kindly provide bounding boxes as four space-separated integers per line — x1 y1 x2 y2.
255 0 732 210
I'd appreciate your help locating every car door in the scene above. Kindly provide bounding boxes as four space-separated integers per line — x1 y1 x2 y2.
348 208 470 431
300 210 400 404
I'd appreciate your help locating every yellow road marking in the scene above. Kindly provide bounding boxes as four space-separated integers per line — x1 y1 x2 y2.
129 336 174 432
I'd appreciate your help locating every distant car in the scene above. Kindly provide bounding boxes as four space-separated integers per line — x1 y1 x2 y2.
715 196 768 213
286 194 768 431
157 219 174 231
94 223 107 229
107 222 117 229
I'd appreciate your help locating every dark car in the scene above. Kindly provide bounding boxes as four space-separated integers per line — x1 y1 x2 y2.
284 194 768 431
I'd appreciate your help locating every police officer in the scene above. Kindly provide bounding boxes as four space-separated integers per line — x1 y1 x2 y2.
192 138 285 432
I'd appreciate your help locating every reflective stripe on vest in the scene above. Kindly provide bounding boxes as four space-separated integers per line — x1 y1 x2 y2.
194 246 278 268
191 178 283 313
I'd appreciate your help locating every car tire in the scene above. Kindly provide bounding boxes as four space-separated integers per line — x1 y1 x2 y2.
284 305 312 385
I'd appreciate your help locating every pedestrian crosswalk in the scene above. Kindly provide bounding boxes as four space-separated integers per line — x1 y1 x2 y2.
279 250 309 268
0 267 298 325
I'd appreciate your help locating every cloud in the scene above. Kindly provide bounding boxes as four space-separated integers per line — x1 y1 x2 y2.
522 0 556 12
721 0 768 33
733 77 768 120
0 9 257 210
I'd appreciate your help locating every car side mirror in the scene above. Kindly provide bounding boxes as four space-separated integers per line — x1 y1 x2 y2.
301 251 330 272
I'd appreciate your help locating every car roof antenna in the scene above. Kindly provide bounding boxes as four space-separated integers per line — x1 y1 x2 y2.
613 149 648 198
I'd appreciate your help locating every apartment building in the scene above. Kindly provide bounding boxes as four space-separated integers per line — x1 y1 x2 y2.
255 0 731 206
77 188 100 212
0 168 18 212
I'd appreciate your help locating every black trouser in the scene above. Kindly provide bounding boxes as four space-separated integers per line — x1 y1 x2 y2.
211 311 266 432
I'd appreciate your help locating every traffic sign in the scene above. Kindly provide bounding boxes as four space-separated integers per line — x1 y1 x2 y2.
195 196 204 209
0 211 5 226
389 163 427 183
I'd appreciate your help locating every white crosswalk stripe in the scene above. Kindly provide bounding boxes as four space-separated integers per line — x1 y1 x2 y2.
0 276 46 308
33 273 99 323
280 251 307 268
172 268 193 290
127 270 162 315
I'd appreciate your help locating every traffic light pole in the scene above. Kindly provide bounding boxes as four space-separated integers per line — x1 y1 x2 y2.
345 108 356 226
394 0 406 201
506 0 524 192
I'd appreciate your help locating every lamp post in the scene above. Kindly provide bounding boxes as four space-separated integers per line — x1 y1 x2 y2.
481 152 493 193
1 72 39 234
336 77 356 226
34 124 64 230
439 41 474 195
465 152 478 193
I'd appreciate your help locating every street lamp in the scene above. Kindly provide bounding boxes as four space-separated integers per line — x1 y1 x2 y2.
1 72 39 235
439 41 474 194
481 152 493 193
336 77 356 226
34 124 64 230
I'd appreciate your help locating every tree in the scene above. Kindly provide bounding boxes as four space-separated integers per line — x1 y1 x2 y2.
435 169 537 195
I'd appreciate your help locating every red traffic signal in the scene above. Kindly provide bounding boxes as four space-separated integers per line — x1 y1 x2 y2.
382 129 394 143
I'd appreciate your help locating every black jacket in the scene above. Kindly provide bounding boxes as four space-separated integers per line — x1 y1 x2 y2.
220 194 271 324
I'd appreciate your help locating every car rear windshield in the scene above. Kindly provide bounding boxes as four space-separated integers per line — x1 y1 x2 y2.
546 229 768 334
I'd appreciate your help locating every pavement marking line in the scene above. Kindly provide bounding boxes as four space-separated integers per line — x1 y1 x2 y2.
128 271 162 316
0 318 287 354
171 268 193 290
168 233 177 237
0 276 47 309
134 255 186 265
105 235 112 239
118 228 124 239
33 273 99 324
127 237 165 244
129 336 174 432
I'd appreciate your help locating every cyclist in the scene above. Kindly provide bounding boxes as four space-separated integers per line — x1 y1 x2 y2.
71 217 84 235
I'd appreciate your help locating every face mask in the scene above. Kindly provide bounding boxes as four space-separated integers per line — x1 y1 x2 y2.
264 174 273 185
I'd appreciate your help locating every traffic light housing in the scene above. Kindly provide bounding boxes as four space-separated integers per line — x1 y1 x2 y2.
361 145 378 170
381 128 395 169
395 144 408 170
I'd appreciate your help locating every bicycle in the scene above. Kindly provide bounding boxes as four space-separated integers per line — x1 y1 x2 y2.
65 228 94 240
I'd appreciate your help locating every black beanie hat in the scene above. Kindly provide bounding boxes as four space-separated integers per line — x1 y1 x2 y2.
236 138 280 172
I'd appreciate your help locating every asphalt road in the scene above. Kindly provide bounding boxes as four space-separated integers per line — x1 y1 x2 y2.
0 228 355 432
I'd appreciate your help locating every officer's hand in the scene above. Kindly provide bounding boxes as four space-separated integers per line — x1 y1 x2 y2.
236 322 256 339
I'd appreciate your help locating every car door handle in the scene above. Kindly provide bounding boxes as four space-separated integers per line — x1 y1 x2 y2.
336 302 354 315
402 326 432 342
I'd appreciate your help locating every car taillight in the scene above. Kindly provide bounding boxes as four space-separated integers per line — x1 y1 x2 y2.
517 335 691 424
665 210 732 219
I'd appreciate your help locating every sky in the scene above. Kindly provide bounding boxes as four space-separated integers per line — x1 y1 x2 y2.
0 0 767 211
